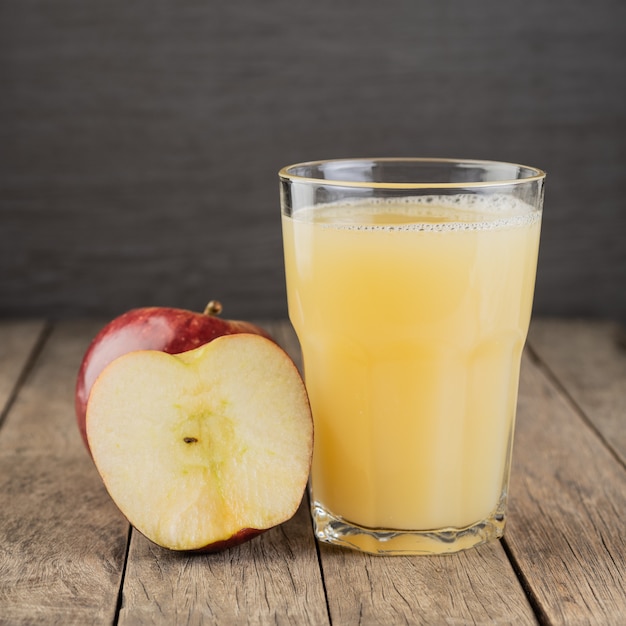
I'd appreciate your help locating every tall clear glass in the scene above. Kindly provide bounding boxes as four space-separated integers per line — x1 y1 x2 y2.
279 158 545 555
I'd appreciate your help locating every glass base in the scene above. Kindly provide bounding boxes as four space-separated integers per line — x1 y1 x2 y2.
311 501 506 555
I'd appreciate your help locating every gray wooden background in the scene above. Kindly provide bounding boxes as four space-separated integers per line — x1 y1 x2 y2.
2 0 625 322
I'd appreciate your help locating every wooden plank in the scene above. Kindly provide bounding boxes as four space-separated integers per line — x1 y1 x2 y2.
319 541 537 625
119 499 328 626
0 319 47 423
0 320 101 456
116 320 329 625
0 320 130 625
272 321 538 625
3 317 621 624
505 342 626 625
528 318 626 465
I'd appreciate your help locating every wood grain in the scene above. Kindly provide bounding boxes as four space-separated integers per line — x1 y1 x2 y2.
528 318 626 465
0 321 101 457
0 320 47 423
119 499 328 626
319 540 537 625
2 318 625 624
0 321 130 625
505 344 626 625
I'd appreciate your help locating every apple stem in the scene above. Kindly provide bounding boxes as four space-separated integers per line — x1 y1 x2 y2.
203 301 223 317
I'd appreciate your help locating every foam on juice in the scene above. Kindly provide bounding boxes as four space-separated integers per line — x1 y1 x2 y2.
291 194 540 231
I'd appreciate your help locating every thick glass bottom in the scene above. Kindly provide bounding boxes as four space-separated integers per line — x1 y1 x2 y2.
311 500 506 555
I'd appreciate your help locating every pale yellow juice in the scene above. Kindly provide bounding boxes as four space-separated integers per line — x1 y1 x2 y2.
282 195 541 531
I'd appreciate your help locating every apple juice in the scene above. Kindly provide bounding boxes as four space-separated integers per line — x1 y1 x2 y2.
282 195 541 532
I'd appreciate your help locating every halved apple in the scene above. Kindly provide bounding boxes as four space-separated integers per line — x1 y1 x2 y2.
86 333 313 552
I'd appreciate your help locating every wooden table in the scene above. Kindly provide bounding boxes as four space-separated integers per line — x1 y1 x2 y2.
1 318 625 625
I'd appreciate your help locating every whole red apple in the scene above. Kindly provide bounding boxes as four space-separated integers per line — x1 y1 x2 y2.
75 301 272 449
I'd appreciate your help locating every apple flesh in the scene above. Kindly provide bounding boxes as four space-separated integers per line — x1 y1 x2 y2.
76 302 271 450
86 333 313 552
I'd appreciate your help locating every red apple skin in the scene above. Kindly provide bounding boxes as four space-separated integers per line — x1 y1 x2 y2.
75 303 272 450
186 528 264 553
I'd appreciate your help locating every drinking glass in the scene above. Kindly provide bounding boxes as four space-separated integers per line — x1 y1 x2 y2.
279 158 545 554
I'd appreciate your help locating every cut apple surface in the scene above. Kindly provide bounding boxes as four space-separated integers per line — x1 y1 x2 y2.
86 333 313 552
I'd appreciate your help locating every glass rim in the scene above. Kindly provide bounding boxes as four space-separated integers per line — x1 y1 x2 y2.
278 157 546 190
